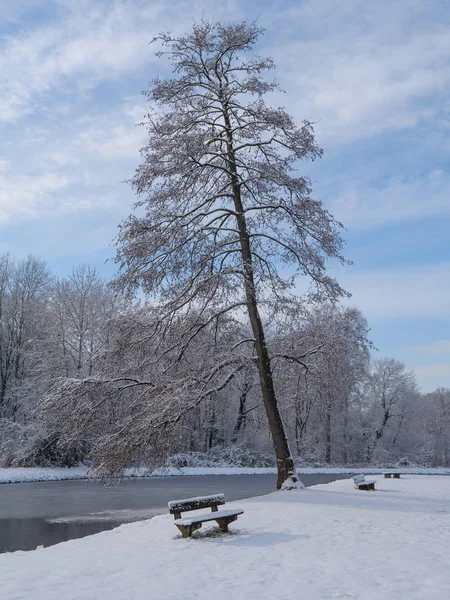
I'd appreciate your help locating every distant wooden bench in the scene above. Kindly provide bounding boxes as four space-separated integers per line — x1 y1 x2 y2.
352 474 376 491
168 493 244 538
384 473 401 478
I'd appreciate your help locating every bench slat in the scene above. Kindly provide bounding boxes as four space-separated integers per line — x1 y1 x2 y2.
352 475 365 484
168 493 225 514
174 508 244 527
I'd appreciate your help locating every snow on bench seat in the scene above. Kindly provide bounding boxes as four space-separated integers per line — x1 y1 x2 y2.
174 508 244 527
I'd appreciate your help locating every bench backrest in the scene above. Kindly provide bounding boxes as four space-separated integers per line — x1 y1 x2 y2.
168 493 225 515
352 475 365 484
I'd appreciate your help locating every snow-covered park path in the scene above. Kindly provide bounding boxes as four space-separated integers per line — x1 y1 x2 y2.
3 475 450 599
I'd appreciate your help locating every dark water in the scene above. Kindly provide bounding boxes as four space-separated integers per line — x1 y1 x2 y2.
0 518 118 553
0 473 350 553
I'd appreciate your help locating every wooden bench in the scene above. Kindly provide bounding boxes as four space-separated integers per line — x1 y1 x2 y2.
352 474 376 491
168 493 244 538
384 473 401 478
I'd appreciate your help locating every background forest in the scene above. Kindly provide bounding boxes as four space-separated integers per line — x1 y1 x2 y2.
1 253 448 471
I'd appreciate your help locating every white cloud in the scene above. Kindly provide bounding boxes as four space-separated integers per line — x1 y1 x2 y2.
0 160 11 173
0 1 168 123
76 120 146 161
0 171 70 223
413 363 450 386
409 341 450 355
0 0 242 124
414 364 450 378
266 0 450 143
338 262 450 320
329 170 450 229
0 97 148 226
0 165 124 225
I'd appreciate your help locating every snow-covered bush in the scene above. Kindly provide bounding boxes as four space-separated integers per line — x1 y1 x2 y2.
167 446 275 469
0 419 85 467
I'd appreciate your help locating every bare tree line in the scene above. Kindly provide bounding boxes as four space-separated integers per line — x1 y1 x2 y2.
0 252 448 472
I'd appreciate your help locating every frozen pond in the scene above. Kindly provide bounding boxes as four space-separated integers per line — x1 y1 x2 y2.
0 473 350 552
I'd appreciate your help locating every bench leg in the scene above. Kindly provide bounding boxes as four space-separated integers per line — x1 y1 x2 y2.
358 483 376 491
384 474 392 478
176 523 202 538
393 473 401 478
215 515 238 532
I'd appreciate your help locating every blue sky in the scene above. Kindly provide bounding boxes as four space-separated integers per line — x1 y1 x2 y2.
1 0 449 391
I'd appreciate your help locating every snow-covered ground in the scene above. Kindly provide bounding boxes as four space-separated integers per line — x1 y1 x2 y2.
0 467 88 484
1 465 449 484
3 474 450 599
0 466 279 483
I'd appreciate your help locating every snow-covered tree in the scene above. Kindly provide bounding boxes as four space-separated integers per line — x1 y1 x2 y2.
272 304 371 464
423 388 450 466
47 265 118 379
362 358 419 462
110 20 348 488
0 254 50 419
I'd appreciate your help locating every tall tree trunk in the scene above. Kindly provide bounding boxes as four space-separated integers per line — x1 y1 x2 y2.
295 413 301 455
367 409 390 461
325 395 332 463
342 396 349 464
443 433 449 467
222 102 296 489
0 381 6 417
231 382 249 444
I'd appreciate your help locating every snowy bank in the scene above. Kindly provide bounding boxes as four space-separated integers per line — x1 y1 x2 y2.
3 474 450 599
1 465 450 484
0 466 280 484
0 467 88 484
